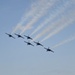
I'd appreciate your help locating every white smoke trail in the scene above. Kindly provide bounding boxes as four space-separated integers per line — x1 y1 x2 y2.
11 20 25 34
11 0 46 34
20 0 57 35
22 0 50 20
33 10 75 42
52 36 75 48
32 24 59 41
19 25 32 31
41 13 75 42
30 0 70 36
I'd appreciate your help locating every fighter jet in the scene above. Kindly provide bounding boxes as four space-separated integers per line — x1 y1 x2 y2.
34 41 43 47
5 33 15 39
15 33 24 39
24 41 34 46
44 47 54 53
24 35 33 40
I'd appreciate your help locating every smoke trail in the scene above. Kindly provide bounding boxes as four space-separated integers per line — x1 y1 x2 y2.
33 9 75 42
30 0 70 36
11 0 45 34
41 13 75 42
20 0 57 35
33 24 58 41
19 25 32 31
11 20 25 34
11 19 34 34
52 36 75 48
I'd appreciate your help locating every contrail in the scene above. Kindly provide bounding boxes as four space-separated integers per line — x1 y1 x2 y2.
11 0 45 34
52 35 75 49
11 19 33 34
22 0 42 20
11 20 25 34
32 24 59 41
20 0 57 35
33 10 75 42
30 0 70 36
41 13 75 42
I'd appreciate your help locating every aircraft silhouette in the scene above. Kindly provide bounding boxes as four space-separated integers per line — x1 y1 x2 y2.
24 41 34 46
24 35 33 40
34 41 43 47
5 33 15 39
15 33 24 39
44 47 54 53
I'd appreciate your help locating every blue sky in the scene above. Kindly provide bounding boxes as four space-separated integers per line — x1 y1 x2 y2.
0 0 75 75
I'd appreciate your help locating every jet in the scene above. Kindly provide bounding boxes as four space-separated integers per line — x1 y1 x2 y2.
24 35 33 40
44 47 54 53
34 41 43 47
24 41 34 46
15 33 24 39
5 33 15 39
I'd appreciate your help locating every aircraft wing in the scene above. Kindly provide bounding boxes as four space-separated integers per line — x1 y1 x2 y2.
51 50 54 53
24 41 28 43
31 44 34 46
12 36 15 39
21 36 24 39
5 33 9 35
24 35 27 37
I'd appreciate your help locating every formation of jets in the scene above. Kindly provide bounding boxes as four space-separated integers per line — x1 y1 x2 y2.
5 33 54 53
